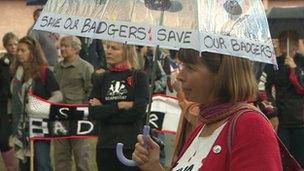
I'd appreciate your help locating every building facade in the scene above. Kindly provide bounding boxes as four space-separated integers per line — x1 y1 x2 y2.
0 0 39 51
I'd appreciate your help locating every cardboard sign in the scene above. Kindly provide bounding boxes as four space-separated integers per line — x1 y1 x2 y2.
200 32 276 64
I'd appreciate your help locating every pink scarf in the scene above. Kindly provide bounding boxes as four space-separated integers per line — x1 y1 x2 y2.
199 101 249 124
109 62 130 72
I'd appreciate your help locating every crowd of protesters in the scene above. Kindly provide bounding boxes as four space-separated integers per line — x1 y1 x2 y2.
0 6 304 171
0 7 176 171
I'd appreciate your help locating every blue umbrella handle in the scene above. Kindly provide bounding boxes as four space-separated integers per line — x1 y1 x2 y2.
116 125 150 167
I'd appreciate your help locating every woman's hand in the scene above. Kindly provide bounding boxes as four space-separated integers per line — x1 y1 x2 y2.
118 101 134 110
95 68 106 75
89 98 102 106
132 134 164 171
269 116 279 132
285 56 297 68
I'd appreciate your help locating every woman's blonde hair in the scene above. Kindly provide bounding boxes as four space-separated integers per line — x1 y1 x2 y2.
11 36 48 81
2 32 18 47
60 36 82 53
106 41 139 69
178 49 257 103
123 45 139 69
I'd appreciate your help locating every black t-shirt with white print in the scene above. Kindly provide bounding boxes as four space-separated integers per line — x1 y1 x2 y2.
89 69 149 149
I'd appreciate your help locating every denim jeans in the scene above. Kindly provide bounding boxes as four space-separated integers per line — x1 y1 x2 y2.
34 140 52 171
158 133 166 166
19 157 30 171
278 127 304 167
19 141 52 171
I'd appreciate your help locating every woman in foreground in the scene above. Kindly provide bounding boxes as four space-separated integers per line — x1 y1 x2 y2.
132 49 282 171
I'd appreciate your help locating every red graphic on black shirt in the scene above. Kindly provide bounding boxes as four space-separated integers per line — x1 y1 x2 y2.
126 76 134 86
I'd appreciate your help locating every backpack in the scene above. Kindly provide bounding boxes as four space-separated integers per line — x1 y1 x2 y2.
39 65 48 84
32 65 51 98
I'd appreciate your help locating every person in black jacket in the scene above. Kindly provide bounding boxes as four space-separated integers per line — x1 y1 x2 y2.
78 37 107 70
89 41 149 171
0 32 18 171
142 47 167 94
264 30 304 167
254 62 279 131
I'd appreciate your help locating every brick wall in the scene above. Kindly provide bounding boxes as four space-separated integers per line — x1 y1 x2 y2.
264 0 304 9
268 1 304 9
0 0 40 51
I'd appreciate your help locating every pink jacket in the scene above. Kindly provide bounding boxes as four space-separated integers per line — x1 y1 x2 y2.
172 111 282 171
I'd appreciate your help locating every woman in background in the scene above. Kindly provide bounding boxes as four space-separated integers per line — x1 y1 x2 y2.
89 41 149 171
11 36 62 171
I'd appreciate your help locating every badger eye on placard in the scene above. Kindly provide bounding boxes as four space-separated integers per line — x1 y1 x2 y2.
95 0 107 5
143 0 171 11
223 0 242 15
143 0 183 12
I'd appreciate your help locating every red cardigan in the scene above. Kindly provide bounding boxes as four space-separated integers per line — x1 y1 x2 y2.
172 111 282 171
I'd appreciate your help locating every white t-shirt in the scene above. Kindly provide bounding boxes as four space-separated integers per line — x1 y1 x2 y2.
172 123 226 171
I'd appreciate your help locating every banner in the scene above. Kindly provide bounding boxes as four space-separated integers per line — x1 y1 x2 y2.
28 94 181 166
149 95 181 132
29 94 181 140
35 12 198 50
149 95 181 167
29 118 96 139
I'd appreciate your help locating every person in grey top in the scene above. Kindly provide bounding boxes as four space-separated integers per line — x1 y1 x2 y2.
78 37 107 70
28 8 60 68
53 35 94 171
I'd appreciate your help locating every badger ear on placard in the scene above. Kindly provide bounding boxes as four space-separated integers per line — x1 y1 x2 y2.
143 0 183 12
144 0 171 11
167 1 183 12
223 0 243 15
97 0 107 5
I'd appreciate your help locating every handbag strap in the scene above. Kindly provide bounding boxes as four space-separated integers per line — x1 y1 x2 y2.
227 106 303 171
227 104 259 153
227 111 250 153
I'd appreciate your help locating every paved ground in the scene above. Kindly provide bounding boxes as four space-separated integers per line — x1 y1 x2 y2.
0 156 4 170
0 138 98 171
